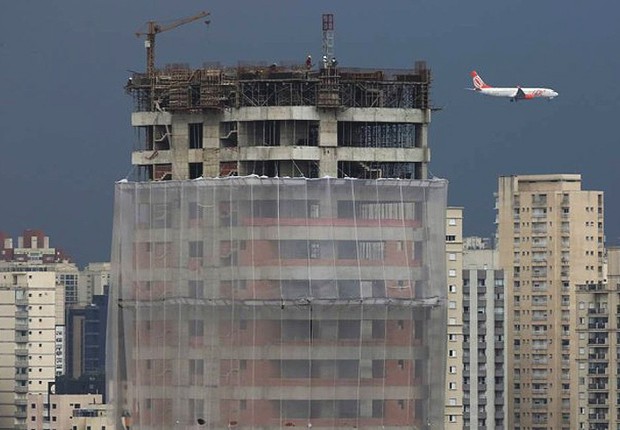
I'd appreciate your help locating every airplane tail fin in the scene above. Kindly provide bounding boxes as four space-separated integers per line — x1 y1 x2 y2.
470 71 491 89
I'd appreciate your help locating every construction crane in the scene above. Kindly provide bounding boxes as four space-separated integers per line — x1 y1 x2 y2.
136 11 210 78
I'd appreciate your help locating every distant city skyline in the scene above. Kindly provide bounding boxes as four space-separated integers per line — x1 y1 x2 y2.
2 0 619 265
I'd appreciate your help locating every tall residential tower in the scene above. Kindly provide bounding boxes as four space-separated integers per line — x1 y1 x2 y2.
496 174 605 430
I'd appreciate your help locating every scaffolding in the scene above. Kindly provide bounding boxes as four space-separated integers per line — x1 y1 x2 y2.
126 62 431 112
108 176 447 430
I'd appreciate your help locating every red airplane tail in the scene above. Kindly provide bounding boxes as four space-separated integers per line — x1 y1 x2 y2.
471 71 491 89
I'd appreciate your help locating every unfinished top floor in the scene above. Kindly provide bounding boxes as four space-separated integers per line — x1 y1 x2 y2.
126 61 431 112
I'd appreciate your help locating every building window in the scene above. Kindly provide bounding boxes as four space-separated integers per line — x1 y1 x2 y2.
449 366 457 374
449 350 457 358
189 162 203 179
189 241 203 258
189 320 204 337
449 269 457 277
448 252 457 261
309 242 320 259
449 284 457 293
449 382 457 390
189 280 204 299
449 415 457 423
448 218 457 226
190 359 204 376
446 235 456 242
189 123 204 149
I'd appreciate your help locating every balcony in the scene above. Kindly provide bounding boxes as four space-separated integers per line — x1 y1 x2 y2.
15 349 28 356
15 398 27 406
15 374 28 381
589 354 608 361
588 337 609 346
15 386 28 394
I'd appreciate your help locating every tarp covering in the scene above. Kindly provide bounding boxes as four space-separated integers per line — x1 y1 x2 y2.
108 176 447 430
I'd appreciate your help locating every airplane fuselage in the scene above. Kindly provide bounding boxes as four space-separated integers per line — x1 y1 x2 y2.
476 87 558 100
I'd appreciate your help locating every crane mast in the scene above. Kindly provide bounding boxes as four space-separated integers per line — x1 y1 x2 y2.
135 11 210 109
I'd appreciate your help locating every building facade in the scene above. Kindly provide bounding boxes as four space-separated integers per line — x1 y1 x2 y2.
125 62 432 181
462 245 505 429
496 174 605 429
0 271 64 430
444 208 464 429
108 177 448 430
27 393 109 430
78 263 110 306
574 246 620 430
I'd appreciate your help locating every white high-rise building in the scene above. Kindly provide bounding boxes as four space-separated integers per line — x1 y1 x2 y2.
0 271 64 430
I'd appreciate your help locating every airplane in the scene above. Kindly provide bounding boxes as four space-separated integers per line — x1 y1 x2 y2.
468 70 558 102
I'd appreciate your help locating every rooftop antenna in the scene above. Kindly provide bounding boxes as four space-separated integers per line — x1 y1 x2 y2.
321 14 335 68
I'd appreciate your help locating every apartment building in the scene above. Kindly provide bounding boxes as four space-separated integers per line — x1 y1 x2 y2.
445 208 464 429
574 246 620 430
78 263 110 305
462 244 505 429
0 229 80 307
27 393 111 430
0 271 64 430
496 174 605 429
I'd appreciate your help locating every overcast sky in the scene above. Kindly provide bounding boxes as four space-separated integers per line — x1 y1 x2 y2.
2 0 619 266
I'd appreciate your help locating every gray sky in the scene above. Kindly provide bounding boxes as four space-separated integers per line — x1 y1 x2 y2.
2 0 619 265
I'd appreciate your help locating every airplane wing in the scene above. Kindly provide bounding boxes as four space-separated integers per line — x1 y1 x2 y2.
514 87 526 100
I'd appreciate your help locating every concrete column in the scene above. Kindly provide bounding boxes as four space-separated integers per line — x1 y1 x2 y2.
171 116 190 180
318 110 338 147
203 114 221 177
416 122 429 179
319 110 338 177
203 149 220 177
319 147 337 177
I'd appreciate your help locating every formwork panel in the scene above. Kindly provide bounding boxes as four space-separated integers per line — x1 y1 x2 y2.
108 177 447 430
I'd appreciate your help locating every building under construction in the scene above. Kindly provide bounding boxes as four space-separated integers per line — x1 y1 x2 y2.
109 13 446 430
126 60 432 181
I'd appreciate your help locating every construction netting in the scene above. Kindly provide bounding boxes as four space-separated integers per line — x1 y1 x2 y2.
108 176 448 430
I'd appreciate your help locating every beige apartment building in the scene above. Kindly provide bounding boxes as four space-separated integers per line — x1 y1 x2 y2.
574 246 620 430
0 271 64 430
78 262 110 305
28 393 112 430
444 208 464 429
496 174 605 430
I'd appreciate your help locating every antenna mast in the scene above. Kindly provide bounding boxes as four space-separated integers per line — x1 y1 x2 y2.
322 14 335 67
